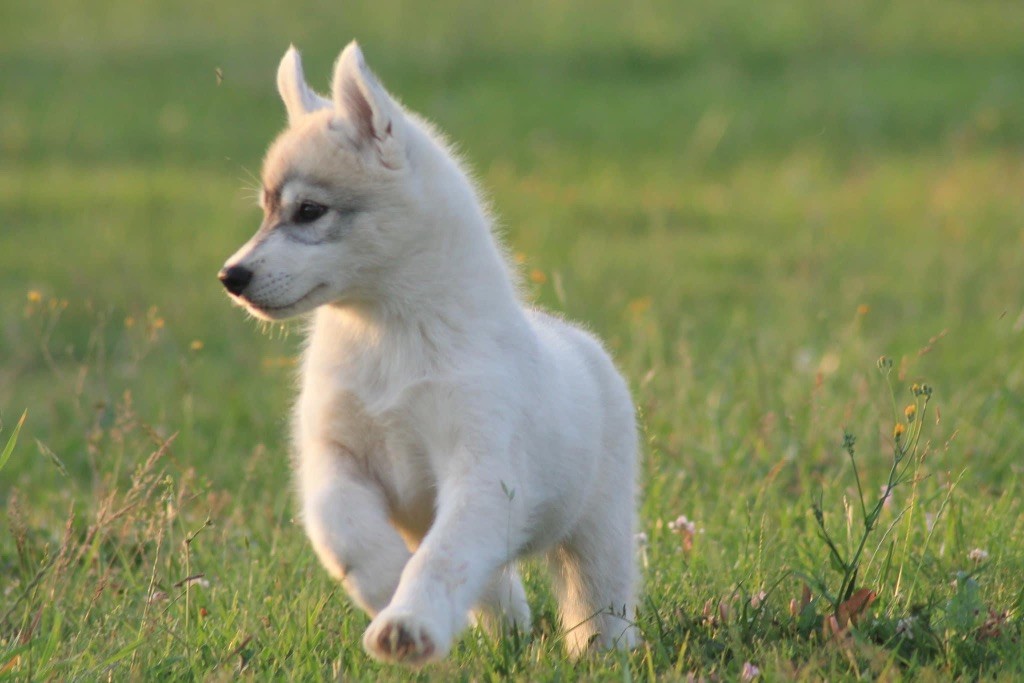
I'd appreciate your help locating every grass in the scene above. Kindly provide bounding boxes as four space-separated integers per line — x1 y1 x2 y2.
2 0 1024 679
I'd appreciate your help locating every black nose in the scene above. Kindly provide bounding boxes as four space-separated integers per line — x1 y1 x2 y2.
218 265 253 295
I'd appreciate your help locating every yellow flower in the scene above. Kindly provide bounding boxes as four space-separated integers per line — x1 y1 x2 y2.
529 269 547 284
904 404 916 422
190 340 204 351
893 423 906 440
26 290 42 303
857 304 870 316
628 296 652 318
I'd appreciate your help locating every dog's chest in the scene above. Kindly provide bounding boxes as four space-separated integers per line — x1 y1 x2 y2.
376 418 437 543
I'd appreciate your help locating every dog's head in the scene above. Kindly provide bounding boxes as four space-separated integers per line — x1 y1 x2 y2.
219 42 412 320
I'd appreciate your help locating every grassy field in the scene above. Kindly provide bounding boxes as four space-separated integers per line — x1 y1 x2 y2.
3 0 1024 679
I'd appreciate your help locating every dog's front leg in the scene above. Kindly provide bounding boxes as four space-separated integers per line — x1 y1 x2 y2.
362 462 525 665
300 446 411 616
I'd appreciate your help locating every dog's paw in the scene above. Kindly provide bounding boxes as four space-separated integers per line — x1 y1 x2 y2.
363 609 447 665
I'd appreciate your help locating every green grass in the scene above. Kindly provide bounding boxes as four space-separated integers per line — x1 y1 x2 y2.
3 0 1024 679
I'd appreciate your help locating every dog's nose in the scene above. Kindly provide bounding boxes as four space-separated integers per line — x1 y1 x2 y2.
218 265 253 295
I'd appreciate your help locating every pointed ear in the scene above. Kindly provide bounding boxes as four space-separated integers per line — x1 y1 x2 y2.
277 45 331 126
331 41 396 145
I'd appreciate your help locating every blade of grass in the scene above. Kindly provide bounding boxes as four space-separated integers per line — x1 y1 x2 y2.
0 410 28 473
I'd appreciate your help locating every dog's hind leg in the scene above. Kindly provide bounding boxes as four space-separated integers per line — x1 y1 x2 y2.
300 447 411 616
547 509 639 657
470 564 531 637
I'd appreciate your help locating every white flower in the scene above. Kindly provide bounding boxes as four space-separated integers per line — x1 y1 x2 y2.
896 616 916 640
635 532 648 547
667 515 696 535
740 662 761 681
968 548 989 563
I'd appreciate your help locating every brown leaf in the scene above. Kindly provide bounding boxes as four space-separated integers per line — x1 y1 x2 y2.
822 614 842 640
837 588 877 627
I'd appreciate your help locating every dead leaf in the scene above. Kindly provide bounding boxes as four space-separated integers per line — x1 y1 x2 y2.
837 588 877 628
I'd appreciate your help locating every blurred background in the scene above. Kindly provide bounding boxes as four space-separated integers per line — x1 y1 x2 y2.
4 0 1023 475
1 0 1023 675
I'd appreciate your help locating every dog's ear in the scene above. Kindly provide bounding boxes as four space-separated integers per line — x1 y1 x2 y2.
331 41 403 167
277 46 331 126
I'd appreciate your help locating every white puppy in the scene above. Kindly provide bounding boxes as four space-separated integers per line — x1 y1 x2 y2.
219 41 639 665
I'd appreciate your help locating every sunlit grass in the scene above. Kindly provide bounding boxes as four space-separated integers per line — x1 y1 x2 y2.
2 0 1024 679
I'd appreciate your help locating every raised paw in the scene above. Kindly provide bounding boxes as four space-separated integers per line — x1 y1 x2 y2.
363 609 447 666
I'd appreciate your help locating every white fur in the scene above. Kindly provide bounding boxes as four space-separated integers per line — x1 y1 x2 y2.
221 41 639 665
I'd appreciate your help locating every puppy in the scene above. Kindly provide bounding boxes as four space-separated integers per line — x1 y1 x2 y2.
219 41 639 665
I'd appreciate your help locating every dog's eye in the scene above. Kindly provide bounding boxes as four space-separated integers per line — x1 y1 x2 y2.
294 201 328 224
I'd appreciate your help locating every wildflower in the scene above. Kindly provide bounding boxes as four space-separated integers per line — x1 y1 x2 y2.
896 616 916 640
740 662 761 681
893 423 905 440
912 383 921 395
628 296 653 318
190 339 204 351
968 548 989 563
125 315 136 328
667 515 696 534
148 590 169 604
904 404 916 422
668 515 698 554
635 531 649 568
857 304 869 316
750 591 767 609
26 290 42 303
529 268 547 284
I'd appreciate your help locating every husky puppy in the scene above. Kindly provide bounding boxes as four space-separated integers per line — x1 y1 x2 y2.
219 41 639 665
